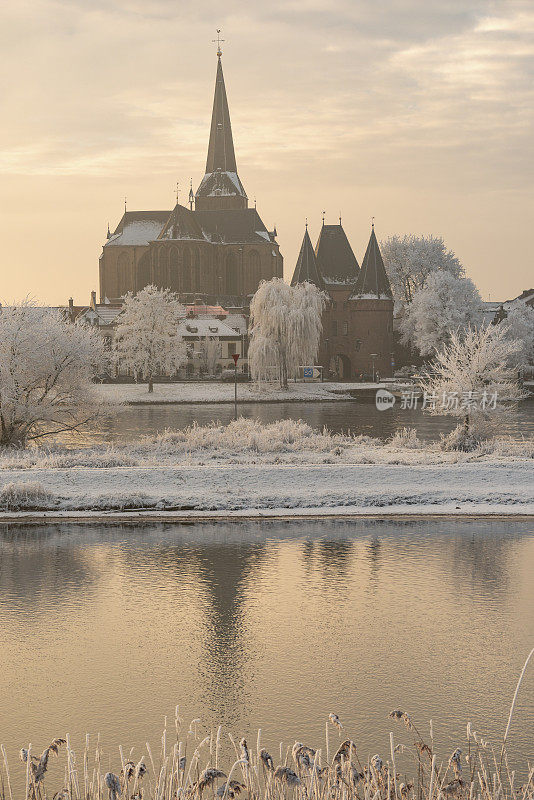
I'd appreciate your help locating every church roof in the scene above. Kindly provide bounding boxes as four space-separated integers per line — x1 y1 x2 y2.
315 223 360 286
291 227 324 288
196 56 247 203
158 204 205 240
106 211 170 246
351 227 393 299
194 208 275 245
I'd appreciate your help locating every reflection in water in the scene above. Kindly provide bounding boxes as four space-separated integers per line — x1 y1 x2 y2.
60 400 534 446
0 518 533 785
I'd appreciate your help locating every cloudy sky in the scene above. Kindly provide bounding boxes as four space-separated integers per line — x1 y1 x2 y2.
0 0 532 304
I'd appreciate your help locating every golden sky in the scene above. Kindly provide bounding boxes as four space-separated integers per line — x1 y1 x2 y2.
0 0 532 305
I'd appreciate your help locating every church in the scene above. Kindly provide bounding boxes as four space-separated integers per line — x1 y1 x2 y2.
99 42 394 380
99 46 283 306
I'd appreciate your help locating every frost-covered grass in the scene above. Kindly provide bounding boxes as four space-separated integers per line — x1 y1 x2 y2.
92 381 369 404
0 421 531 515
0 481 54 511
0 419 532 471
3 709 533 800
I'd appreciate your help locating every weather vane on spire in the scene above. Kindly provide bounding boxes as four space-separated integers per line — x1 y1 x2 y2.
372 215 375 229
176 181 180 205
212 29 225 58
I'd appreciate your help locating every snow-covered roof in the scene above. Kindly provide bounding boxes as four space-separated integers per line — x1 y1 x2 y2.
105 212 170 247
196 170 247 199
222 313 247 334
77 306 123 326
177 319 241 338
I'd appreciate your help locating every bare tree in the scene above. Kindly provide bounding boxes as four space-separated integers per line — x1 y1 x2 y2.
114 285 187 392
399 271 482 356
200 335 221 376
0 302 107 447
421 324 524 450
381 234 464 312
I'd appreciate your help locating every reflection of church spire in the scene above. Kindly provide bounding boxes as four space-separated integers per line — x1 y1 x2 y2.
191 539 267 727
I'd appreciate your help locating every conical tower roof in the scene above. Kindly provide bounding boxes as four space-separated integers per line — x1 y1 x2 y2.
315 222 360 286
196 55 247 210
352 226 392 299
206 56 237 173
291 227 324 288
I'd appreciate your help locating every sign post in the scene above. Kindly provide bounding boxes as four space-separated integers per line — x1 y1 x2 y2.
232 353 240 420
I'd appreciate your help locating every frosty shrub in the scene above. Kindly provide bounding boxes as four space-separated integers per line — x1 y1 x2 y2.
249 279 327 388
381 234 464 313
421 324 524 451
501 303 534 366
0 301 107 447
114 285 187 392
399 271 482 356
0 481 54 510
389 427 422 449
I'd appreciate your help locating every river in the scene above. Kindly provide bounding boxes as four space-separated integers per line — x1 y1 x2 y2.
0 518 533 789
73 400 534 445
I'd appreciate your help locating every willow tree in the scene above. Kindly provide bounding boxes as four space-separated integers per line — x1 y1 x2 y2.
248 278 327 388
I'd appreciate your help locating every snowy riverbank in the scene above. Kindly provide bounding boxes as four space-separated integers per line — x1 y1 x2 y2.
93 381 379 404
0 419 532 516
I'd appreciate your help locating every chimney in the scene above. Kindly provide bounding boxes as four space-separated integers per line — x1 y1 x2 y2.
90 290 97 309
68 298 74 318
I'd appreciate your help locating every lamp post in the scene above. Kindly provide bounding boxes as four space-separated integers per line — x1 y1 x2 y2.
370 353 379 383
232 353 240 420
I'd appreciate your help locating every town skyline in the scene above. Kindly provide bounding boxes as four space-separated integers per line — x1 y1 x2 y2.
1 0 532 305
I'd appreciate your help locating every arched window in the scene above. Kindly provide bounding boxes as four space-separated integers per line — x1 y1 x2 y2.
182 247 191 292
159 248 169 288
117 252 129 297
193 249 201 292
248 250 261 293
226 251 239 295
138 253 151 290
169 247 180 292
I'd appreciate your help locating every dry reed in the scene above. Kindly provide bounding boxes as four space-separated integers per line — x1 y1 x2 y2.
1 710 532 800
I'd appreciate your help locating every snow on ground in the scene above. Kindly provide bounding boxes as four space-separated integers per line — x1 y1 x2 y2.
0 419 532 515
93 381 376 404
0 463 532 516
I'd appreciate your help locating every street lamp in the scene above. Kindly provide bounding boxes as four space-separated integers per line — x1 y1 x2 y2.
370 353 379 383
232 353 240 419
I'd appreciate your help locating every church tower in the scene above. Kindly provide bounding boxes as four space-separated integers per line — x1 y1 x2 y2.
195 50 248 211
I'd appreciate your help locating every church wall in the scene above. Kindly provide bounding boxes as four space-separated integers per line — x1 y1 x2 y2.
100 245 150 302
101 238 282 302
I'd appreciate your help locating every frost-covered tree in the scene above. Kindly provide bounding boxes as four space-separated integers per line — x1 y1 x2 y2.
501 303 534 365
381 234 464 312
249 279 327 388
420 324 523 450
399 271 482 356
0 302 107 447
114 285 186 392
200 335 221 376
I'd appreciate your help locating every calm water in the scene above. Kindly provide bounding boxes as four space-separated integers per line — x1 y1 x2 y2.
0 519 533 786
76 400 534 445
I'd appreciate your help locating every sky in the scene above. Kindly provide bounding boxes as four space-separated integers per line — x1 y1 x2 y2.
0 0 532 305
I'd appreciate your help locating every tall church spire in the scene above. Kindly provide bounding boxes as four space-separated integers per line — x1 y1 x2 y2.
195 48 248 211
205 56 237 174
